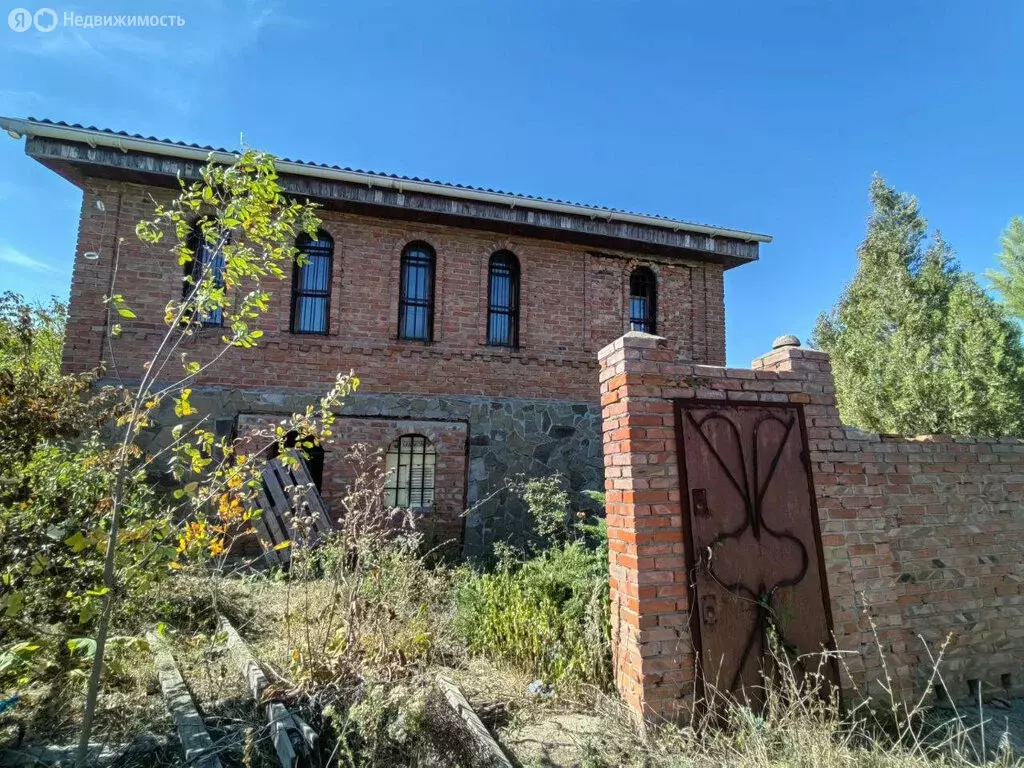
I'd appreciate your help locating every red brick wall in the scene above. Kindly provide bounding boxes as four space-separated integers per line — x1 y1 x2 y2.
237 415 468 548
64 179 727 399
600 332 1024 720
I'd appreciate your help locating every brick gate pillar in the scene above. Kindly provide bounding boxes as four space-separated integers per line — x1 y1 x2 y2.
599 332 695 720
598 331 844 720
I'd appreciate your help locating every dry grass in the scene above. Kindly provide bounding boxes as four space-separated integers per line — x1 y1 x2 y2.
488 638 1024 768
9 567 1018 768
4 641 169 754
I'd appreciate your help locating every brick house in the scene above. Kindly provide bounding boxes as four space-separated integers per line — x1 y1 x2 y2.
2 117 770 552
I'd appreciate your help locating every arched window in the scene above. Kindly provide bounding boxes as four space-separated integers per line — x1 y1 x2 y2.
398 242 435 341
384 434 436 508
629 266 657 334
487 250 520 347
184 219 226 326
291 230 334 334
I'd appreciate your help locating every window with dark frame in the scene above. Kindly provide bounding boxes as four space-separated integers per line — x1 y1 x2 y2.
629 266 657 334
384 434 436 508
487 250 520 348
398 242 435 341
291 230 334 335
184 220 226 326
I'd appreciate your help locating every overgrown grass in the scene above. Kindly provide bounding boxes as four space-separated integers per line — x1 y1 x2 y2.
455 541 611 688
5 458 1021 768
552 632 1021 768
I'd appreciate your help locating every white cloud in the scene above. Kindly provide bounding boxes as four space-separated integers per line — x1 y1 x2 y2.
0 245 54 272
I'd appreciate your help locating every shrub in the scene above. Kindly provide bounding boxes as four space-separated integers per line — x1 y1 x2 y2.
455 474 611 687
0 436 172 636
455 541 610 687
0 293 123 484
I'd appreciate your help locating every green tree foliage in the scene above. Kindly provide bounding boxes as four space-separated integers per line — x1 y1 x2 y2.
0 293 120 480
814 176 1024 437
987 216 1024 321
0 437 169 633
0 295 168 693
75 149 349 760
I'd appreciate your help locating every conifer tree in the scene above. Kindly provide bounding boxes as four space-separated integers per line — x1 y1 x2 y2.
987 216 1024 320
813 176 1024 436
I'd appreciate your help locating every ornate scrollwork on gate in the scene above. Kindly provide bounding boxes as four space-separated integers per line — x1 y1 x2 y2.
686 410 810 693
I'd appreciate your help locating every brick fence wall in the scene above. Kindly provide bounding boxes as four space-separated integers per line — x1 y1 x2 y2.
599 331 1024 720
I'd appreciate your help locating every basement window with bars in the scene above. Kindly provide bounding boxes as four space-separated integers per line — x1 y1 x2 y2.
629 266 657 334
384 434 436 508
184 221 227 326
291 230 334 334
487 250 520 347
398 242 435 341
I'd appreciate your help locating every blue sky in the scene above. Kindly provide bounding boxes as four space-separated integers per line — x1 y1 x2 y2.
1 0 1022 366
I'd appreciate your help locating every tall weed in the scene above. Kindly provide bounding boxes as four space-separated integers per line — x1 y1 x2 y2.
456 541 611 687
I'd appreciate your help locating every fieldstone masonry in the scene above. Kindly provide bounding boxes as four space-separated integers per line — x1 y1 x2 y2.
599 331 1024 720
136 386 603 554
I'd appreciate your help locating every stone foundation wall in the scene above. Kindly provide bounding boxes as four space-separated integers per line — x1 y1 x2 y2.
129 382 603 555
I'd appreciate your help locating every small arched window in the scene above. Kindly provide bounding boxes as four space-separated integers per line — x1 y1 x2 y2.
629 266 657 334
291 230 334 334
184 219 226 326
398 242 435 341
487 251 520 348
384 434 436 508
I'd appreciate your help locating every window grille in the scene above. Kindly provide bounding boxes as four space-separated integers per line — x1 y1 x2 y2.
384 434 436 508
629 266 657 334
487 251 520 347
398 242 435 341
291 230 334 334
184 221 226 326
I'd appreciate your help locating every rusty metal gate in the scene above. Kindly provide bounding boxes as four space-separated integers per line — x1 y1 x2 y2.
675 400 837 706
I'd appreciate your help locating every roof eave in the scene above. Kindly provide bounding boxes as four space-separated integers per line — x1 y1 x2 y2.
1 116 770 267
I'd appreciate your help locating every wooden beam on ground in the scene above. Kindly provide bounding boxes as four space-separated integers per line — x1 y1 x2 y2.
147 631 223 768
436 675 513 768
218 617 314 768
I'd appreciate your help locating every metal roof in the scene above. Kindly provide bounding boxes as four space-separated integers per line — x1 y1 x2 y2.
0 116 772 245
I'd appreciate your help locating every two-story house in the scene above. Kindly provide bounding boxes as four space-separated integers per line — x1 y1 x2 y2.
1 117 770 552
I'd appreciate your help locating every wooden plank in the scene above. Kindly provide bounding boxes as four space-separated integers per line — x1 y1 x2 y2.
288 457 333 534
261 465 291 517
287 454 331 525
252 511 280 566
219 617 311 768
264 463 299 543
256 487 288 546
148 632 223 768
436 676 513 768
0 744 123 767
249 454 333 565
